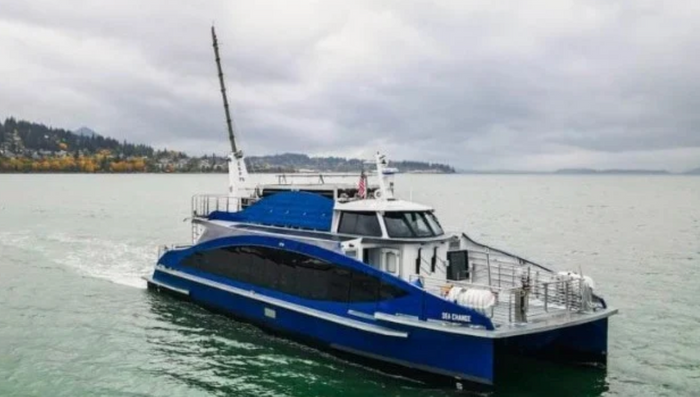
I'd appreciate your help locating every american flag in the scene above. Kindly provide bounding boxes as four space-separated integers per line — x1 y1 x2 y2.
358 169 367 199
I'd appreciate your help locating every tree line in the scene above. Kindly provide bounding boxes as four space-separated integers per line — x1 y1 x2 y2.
0 117 456 174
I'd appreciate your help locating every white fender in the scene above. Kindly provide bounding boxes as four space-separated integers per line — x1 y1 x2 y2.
557 271 595 290
445 286 496 311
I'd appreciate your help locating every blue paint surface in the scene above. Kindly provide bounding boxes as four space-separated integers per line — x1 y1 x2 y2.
208 191 334 231
155 234 610 386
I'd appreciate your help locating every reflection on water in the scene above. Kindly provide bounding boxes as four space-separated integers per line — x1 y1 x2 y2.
144 292 609 397
144 294 415 397
495 355 608 397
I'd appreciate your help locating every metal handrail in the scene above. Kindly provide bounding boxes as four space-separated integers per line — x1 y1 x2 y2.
156 243 192 260
191 194 248 218
418 253 447 274
414 271 593 325
275 172 363 185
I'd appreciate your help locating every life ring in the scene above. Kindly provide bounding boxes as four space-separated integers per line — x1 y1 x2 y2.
373 189 383 199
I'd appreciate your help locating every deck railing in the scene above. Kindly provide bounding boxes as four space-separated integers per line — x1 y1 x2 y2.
156 243 192 261
411 271 593 326
191 194 259 218
275 172 363 185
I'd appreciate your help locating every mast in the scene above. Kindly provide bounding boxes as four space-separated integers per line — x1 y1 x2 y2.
212 25 239 156
211 25 249 197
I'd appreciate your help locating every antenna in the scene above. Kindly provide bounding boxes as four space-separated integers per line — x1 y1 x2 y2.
374 151 394 201
211 25 240 158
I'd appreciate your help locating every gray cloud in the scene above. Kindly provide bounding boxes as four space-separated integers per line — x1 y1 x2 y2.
1 0 699 171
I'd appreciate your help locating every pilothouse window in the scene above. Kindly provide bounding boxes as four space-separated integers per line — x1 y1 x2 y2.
338 212 382 237
425 212 444 235
406 212 432 237
384 213 413 238
384 211 444 238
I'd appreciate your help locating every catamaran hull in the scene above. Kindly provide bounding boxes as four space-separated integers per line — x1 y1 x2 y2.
147 267 496 385
146 267 610 387
495 317 609 364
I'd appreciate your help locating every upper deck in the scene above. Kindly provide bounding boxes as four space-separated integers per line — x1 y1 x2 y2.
193 190 445 241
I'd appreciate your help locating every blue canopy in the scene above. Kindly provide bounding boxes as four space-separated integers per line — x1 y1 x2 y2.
208 191 334 232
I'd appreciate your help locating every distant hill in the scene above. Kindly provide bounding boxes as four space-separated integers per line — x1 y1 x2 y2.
0 117 455 174
74 126 100 138
247 153 455 173
456 167 684 175
685 167 700 175
554 168 670 175
0 117 156 157
458 169 545 175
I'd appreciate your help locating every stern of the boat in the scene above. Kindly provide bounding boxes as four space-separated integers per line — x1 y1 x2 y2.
496 313 612 365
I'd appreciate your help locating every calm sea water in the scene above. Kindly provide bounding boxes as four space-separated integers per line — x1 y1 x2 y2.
0 174 698 397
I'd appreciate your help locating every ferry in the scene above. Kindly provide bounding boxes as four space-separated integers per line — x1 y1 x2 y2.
145 27 617 388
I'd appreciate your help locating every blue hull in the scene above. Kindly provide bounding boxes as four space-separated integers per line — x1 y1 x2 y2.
149 268 496 385
496 317 609 364
148 267 610 387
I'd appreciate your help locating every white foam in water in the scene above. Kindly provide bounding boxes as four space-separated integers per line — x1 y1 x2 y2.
48 233 154 289
0 230 33 249
1 230 154 289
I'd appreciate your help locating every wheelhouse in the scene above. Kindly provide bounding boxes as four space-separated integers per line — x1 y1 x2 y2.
324 199 452 284
332 199 445 240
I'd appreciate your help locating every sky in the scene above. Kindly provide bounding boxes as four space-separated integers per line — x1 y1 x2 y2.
1 0 699 171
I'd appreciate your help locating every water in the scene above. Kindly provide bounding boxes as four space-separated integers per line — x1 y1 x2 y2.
0 174 698 397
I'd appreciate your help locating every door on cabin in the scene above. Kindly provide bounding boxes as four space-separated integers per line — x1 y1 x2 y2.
447 250 469 281
381 248 400 277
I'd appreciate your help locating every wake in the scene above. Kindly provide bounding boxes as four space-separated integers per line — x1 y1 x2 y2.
0 231 154 289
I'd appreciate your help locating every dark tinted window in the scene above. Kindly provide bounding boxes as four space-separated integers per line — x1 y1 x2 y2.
348 272 379 302
425 212 444 235
384 212 444 238
405 212 433 237
294 255 333 300
384 213 413 238
380 280 409 300
181 245 406 302
338 212 382 237
328 268 352 301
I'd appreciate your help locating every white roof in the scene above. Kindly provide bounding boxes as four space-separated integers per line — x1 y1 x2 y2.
334 199 433 212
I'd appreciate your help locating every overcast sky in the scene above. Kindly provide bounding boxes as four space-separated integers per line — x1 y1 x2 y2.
1 1 699 171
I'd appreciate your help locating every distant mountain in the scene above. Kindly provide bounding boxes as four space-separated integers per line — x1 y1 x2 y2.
0 117 455 174
555 168 670 175
685 167 700 175
0 117 156 157
247 153 455 174
457 169 546 175
74 126 100 138
456 167 678 175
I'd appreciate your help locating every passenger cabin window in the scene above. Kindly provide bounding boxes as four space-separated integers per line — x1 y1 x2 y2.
338 211 382 237
384 211 445 238
181 246 408 302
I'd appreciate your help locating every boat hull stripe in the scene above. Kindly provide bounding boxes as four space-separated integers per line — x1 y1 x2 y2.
143 275 190 296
